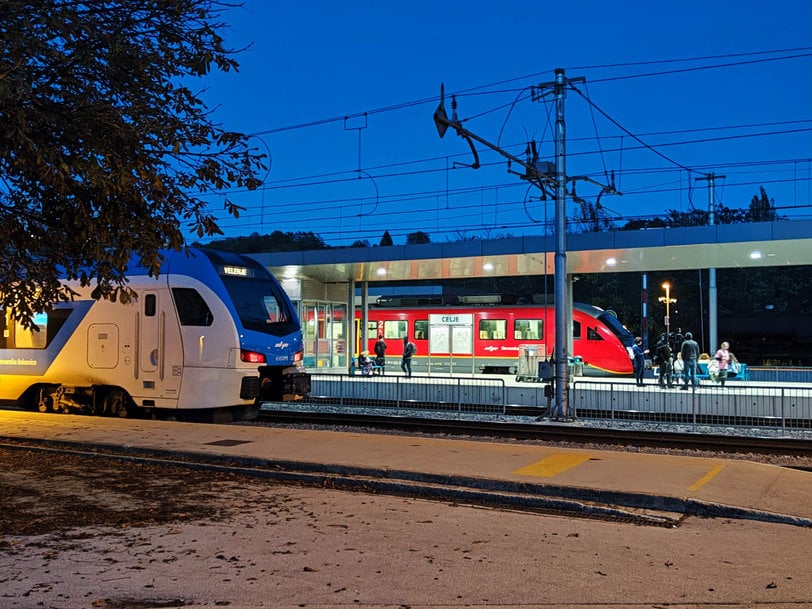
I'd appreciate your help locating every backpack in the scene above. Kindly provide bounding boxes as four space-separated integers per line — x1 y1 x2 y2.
374 340 386 357
404 342 416 357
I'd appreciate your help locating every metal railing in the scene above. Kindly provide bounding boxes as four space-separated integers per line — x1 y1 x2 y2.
568 381 812 431
277 373 812 433
750 367 812 384
308 373 507 416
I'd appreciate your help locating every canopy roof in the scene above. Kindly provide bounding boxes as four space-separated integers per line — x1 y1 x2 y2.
252 220 812 284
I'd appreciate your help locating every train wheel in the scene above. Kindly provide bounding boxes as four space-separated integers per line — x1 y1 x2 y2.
37 395 54 413
102 389 130 417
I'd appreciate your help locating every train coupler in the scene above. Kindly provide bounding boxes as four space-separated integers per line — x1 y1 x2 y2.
258 365 311 402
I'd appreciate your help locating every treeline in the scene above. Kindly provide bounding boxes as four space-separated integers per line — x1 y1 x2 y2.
202 187 783 251
196 229 434 253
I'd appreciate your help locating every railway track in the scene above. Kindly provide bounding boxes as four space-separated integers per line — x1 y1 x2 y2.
256 405 812 464
1 402 809 461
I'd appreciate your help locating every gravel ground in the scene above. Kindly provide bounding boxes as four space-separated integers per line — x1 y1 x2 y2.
0 447 263 538
2 442 812 609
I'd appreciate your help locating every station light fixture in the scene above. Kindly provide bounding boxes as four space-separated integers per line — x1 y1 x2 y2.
658 282 677 341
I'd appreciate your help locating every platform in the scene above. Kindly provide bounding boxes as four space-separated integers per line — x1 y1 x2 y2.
0 410 810 526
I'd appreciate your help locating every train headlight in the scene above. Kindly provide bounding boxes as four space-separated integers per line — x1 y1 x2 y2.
240 350 266 364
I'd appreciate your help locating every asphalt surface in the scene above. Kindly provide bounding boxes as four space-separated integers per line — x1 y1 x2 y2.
1 411 810 609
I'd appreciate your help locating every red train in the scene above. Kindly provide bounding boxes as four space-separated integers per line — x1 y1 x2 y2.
354 296 635 377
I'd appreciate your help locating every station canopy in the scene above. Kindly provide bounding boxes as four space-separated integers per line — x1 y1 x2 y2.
252 220 812 284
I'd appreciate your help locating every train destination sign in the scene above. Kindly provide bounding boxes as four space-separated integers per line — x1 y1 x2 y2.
429 314 473 326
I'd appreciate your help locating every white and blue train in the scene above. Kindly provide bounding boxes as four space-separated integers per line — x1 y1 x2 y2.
0 249 310 420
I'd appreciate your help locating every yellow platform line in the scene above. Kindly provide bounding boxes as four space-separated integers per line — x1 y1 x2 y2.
513 453 592 478
689 464 725 491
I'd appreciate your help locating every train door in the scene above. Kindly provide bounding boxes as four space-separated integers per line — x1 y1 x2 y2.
138 291 160 374
136 290 182 399
428 313 474 374
572 318 581 354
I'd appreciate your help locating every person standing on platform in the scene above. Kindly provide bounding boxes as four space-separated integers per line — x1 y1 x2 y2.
655 333 674 388
680 332 700 389
673 352 685 384
714 341 731 387
401 335 415 377
632 336 649 386
374 334 387 375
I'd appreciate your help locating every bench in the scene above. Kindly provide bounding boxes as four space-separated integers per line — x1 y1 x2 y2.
655 362 749 381
349 358 383 376
697 361 749 381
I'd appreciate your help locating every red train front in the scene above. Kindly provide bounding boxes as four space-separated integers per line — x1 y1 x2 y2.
354 298 635 377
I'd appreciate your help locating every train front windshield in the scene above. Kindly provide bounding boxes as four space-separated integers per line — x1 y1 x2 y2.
596 310 635 346
205 254 300 337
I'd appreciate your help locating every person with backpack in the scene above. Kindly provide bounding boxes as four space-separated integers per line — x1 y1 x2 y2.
374 334 387 375
401 335 416 377
655 333 674 388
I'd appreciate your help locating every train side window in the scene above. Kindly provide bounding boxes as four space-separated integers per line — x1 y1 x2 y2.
367 321 378 336
172 288 213 326
479 319 506 340
587 326 603 340
514 319 543 340
383 319 407 340
144 294 156 317
414 320 428 340
572 320 582 340
2 309 71 349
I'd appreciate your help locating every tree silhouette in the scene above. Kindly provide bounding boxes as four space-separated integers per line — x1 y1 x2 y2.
747 186 779 222
200 231 328 253
2 0 264 326
406 231 431 244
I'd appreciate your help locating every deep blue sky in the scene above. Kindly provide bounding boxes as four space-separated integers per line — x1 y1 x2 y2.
197 1 812 247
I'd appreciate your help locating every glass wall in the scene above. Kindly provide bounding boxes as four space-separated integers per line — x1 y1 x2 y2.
300 300 347 370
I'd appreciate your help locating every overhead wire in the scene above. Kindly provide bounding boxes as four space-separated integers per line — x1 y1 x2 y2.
207 120 812 199
246 47 812 138
208 49 812 242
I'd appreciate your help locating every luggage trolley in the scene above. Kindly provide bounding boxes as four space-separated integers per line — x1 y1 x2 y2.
515 344 548 382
